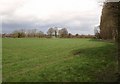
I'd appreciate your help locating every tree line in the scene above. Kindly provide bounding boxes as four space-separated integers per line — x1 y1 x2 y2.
2 27 95 38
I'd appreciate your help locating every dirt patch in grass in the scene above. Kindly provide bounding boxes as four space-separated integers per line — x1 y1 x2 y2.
72 50 81 56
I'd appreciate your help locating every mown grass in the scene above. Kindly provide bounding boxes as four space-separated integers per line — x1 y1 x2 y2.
2 38 117 82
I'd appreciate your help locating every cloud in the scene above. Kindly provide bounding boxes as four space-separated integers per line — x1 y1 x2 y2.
0 0 27 15
1 0 103 35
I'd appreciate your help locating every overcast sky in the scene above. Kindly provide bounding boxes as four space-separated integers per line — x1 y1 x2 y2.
0 0 105 35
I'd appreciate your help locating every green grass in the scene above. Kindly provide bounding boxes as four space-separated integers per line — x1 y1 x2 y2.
2 38 117 82
0 38 2 83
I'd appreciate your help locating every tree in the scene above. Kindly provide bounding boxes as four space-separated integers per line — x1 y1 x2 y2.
54 27 58 37
75 34 79 37
12 29 26 38
47 28 54 37
68 33 72 38
58 28 68 37
37 31 44 38
100 1 118 40
27 29 37 37
31 29 37 37
94 26 101 39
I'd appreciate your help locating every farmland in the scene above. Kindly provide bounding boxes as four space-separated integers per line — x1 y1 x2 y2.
2 38 117 82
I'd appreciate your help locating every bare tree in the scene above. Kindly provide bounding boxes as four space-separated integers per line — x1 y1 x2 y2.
58 28 68 37
31 29 37 37
94 26 101 39
12 29 26 38
54 27 58 37
27 29 37 37
36 31 44 38
47 28 54 37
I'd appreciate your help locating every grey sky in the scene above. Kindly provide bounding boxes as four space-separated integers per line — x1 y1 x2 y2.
1 0 105 35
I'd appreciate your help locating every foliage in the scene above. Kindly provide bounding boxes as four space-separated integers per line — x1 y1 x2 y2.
100 2 119 40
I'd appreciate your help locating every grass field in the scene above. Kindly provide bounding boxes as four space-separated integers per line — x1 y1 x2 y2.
2 38 117 82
